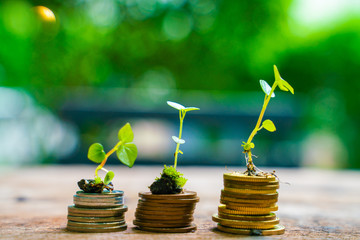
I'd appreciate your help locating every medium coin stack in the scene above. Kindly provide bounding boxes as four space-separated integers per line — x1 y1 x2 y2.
67 190 128 233
133 191 199 233
212 173 285 236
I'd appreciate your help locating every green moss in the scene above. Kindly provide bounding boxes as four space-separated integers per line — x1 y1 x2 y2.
149 165 188 194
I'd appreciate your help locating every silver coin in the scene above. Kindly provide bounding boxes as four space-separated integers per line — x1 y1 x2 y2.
74 195 124 203
67 220 126 228
67 215 125 223
76 190 124 198
68 205 128 217
66 224 127 233
74 201 124 208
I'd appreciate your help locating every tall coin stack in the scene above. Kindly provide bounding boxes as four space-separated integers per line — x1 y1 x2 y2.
212 173 285 236
67 190 128 233
133 191 199 233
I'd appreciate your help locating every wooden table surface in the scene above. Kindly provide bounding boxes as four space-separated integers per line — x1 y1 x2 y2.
0 166 359 239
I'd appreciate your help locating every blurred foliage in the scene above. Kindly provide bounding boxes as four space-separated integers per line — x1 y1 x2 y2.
0 0 360 168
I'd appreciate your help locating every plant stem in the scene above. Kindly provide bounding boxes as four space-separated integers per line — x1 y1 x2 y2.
246 83 277 168
174 110 185 170
95 141 122 177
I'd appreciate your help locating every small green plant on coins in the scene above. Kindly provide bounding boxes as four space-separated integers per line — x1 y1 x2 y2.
78 123 138 193
149 101 199 194
242 65 294 176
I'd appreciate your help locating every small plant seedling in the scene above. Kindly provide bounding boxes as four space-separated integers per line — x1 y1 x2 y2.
78 123 138 193
149 101 199 194
168 101 200 170
242 65 294 176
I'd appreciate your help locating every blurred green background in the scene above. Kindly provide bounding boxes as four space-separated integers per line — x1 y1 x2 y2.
0 0 359 168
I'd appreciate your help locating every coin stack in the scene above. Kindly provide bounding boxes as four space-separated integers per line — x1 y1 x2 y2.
67 190 128 233
212 173 285 236
133 191 199 233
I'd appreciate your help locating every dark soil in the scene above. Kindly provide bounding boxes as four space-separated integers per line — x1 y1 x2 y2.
149 174 182 194
77 179 114 193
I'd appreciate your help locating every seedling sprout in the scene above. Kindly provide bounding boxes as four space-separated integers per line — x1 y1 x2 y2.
80 123 138 192
149 101 199 194
167 101 200 169
243 65 294 175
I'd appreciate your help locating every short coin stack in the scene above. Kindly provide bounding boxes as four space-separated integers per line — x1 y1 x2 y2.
67 190 128 233
213 173 285 236
134 191 199 233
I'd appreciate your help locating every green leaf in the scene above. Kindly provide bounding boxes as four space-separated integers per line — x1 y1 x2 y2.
116 143 137 168
274 65 294 94
172 136 185 144
241 141 255 151
185 107 200 112
262 119 276 132
259 80 275 98
280 79 294 94
118 123 134 143
87 143 106 163
274 65 282 84
104 171 114 185
167 101 185 110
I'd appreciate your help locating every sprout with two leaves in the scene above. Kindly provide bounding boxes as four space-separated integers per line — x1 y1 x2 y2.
242 65 294 176
149 101 199 194
78 123 138 193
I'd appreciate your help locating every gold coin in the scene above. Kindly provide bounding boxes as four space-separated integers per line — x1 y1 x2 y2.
136 204 195 212
138 197 199 204
219 204 278 213
224 178 279 186
218 212 276 221
134 217 193 225
212 214 279 229
221 189 278 200
220 199 276 208
224 187 277 194
139 191 197 199
135 209 194 216
136 223 197 233
224 204 278 212
224 173 276 182
133 219 192 228
221 196 277 204
138 199 195 208
217 224 285 236
135 213 193 221
218 204 277 215
224 180 279 189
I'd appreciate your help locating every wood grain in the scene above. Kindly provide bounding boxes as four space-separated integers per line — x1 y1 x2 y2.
0 166 359 239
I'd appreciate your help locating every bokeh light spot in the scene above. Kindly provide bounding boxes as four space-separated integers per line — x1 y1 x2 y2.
86 0 121 29
1 0 38 38
136 0 157 17
162 0 187 9
34 6 56 22
132 68 176 104
162 10 193 40
189 0 216 15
